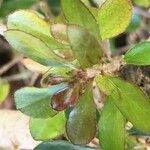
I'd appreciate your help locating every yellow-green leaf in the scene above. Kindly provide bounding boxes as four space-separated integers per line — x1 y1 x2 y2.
134 0 150 8
98 0 132 40
5 30 67 67
61 0 101 39
7 10 69 50
0 80 9 103
124 41 150 66
96 75 150 132
30 112 66 140
99 99 125 150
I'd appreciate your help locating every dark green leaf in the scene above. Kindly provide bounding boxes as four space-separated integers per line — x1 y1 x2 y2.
99 99 125 150
7 10 69 50
0 0 36 17
5 30 68 67
66 86 97 145
34 141 98 150
14 83 68 118
128 127 150 136
30 112 66 140
67 25 102 68
97 0 132 39
124 41 150 66
47 0 61 16
96 75 150 132
61 0 100 39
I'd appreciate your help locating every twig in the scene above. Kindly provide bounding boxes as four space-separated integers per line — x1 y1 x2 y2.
1 72 32 82
86 56 124 79
0 56 22 76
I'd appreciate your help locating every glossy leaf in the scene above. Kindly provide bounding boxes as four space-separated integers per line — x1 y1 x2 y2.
99 99 125 150
96 75 150 132
14 83 68 118
51 87 70 111
0 80 10 103
124 41 150 66
51 83 80 111
67 25 102 68
7 10 69 50
61 0 100 39
66 86 96 145
5 30 67 67
97 0 132 39
34 141 98 150
30 112 66 140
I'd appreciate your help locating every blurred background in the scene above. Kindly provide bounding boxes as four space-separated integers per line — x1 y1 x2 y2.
0 0 150 149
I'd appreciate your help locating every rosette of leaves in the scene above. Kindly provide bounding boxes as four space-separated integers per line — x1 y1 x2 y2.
4 0 150 150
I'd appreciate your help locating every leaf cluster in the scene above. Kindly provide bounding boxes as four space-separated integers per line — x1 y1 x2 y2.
3 0 150 149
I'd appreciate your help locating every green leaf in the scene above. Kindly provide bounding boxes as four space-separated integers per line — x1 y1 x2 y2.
67 25 102 68
0 80 10 103
134 0 150 8
124 41 150 66
96 75 150 132
97 0 132 40
0 0 36 18
99 99 125 150
14 83 68 118
66 86 96 145
34 141 98 150
7 10 69 50
30 112 66 140
5 30 67 67
61 0 100 39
